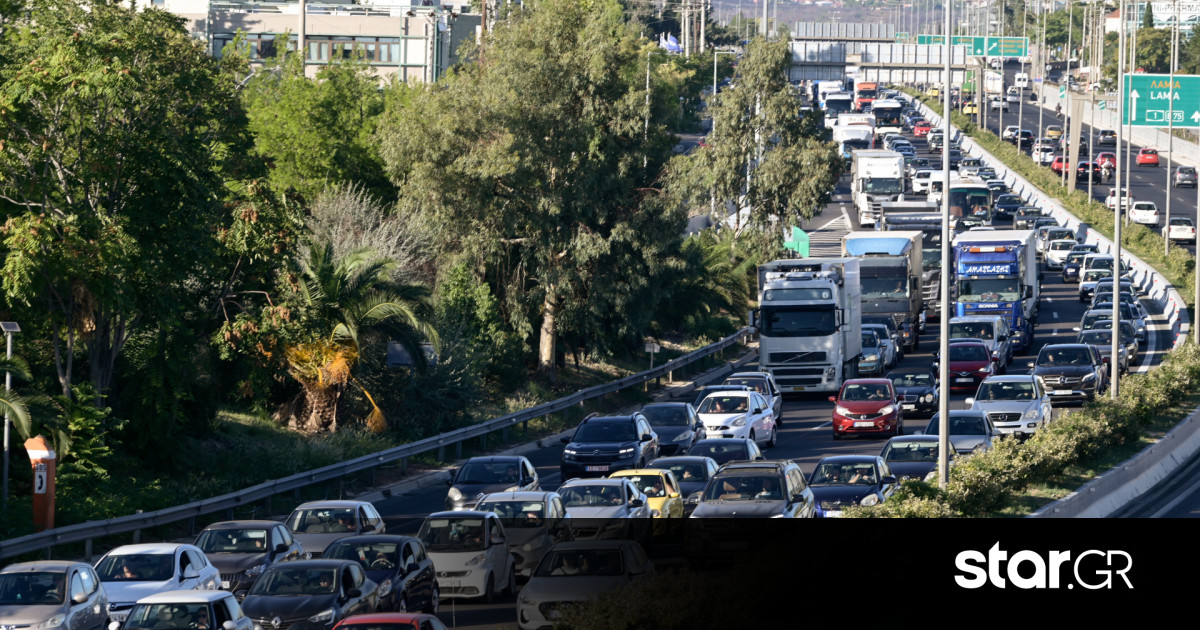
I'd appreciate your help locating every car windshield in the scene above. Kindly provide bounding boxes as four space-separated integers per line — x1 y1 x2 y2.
640 405 691 426
1050 241 1074 251
195 528 270 554
889 371 933 387
881 441 940 462
574 421 637 443
123 605 213 630
1083 269 1113 282
533 550 625 577
698 395 749 414
1066 252 1087 264
250 567 338 596
724 378 768 396
811 463 877 485
703 475 784 501
1170 218 1193 226
418 517 487 551
860 276 909 299
558 485 626 508
948 345 989 361
95 554 175 582
286 508 357 534
323 541 399 569
652 461 709 483
615 475 670 498
862 331 880 349
976 381 1035 400
1038 348 1090 365
840 383 891 401
949 322 994 340
689 442 747 463
998 195 1021 204
926 415 987 435
0 572 66 605
475 501 547 528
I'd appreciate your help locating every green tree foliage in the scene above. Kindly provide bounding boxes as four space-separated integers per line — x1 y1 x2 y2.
377 0 680 378
1134 28 1172 73
1143 2 1155 28
652 229 758 339
1181 27 1200 75
1043 8 1084 48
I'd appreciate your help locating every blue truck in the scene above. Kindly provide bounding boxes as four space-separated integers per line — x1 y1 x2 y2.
950 229 1040 352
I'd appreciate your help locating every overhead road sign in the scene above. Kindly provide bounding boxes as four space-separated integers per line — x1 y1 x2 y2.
917 35 1027 58
1121 73 1200 128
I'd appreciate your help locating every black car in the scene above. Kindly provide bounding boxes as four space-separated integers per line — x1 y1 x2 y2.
690 461 815 518
639 402 704 456
686 438 763 466
886 367 938 417
241 560 380 630
1062 250 1088 283
647 455 721 516
1013 206 1042 230
1076 162 1103 184
879 435 951 481
1027 343 1106 405
193 520 305 600
321 536 438 614
444 456 540 511
560 413 660 479
808 456 898 517
1097 129 1117 146
992 194 1024 220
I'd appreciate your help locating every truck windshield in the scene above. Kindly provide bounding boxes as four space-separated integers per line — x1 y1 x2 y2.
921 249 940 272
949 189 991 218
761 305 837 337
861 277 908 299
873 108 903 127
957 279 1019 303
864 178 903 194
844 139 871 151
825 98 853 115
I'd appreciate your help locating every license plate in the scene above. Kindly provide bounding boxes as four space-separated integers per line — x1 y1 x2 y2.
585 465 609 472
823 510 844 518
791 386 806 391
1053 389 1073 396
439 578 462 587
854 421 874 427
110 613 128 623
548 610 562 620
956 377 973 383
220 580 230 589
902 404 916 410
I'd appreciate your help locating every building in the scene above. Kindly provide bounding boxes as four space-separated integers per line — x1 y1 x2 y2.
136 0 482 82
1108 2 1200 35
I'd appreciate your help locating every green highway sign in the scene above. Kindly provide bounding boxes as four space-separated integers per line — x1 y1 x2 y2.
895 32 909 42
1059 85 1067 98
989 37 1028 58
1121 73 1200 128
916 35 1027 57
917 35 945 45
1099 100 1107 110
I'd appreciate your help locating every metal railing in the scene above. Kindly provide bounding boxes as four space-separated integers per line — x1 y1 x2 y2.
0 328 750 560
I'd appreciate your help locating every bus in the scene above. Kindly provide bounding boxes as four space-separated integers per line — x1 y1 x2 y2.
870 99 905 136
947 177 994 227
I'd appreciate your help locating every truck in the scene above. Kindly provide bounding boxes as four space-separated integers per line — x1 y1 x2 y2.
822 92 856 128
876 203 952 326
841 231 925 352
869 99 905 137
854 81 879 112
850 149 906 227
833 125 874 164
951 230 1039 353
753 258 863 393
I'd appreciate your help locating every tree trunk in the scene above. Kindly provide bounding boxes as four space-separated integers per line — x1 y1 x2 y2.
537 288 557 379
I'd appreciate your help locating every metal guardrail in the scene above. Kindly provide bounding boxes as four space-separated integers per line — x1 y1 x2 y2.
0 328 750 560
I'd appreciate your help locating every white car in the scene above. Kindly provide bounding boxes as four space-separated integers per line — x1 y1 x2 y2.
1002 126 1019 141
1045 239 1077 269
989 97 1009 112
114 590 253 630
966 376 1053 437
723 371 783 423
1005 87 1021 103
1129 201 1160 226
418 511 516 603
1033 146 1056 165
1106 187 1133 211
515 541 655 630
1165 217 1197 243
94 544 221 625
694 390 777 447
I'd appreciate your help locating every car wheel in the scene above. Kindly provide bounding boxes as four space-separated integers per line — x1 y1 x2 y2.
425 583 440 614
749 430 756 445
506 564 516 596
397 595 408 613
766 426 777 448
482 573 495 604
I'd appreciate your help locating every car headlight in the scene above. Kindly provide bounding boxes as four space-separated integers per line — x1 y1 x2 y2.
835 406 851 416
1082 373 1096 381
880 405 896 415
860 495 880 507
308 610 334 624
978 367 991 374
730 415 746 427
618 446 636 457
447 487 463 502
35 615 65 630
923 393 935 403
864 353 879 362
378 578 393 597
466 553 487 566
245 563 266 578
520 591 532 605
1024 408 1040 419
563 448 577 460
673 430 694 442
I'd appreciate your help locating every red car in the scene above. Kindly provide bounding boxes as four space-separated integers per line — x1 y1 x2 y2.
829 378 903 440
1096 152 1116 169
333 614 447 630
942 340 997 393
1050 155 1069 175
1136 147 1159 166
914 121 933 137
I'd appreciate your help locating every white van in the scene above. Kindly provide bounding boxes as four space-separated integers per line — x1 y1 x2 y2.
1014 73 1030 89
912 169 946 194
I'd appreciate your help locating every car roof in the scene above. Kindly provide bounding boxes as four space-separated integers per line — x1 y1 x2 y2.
559 478 630 487
104 543 186 555
815 455 880 464
426 510 496 519
981 375 1038 383
261 559 358 570
336 614 440 625
477 491 557 502
294 500 375 509
135 590 233 605
649 456 716 465
460 455 528 463
693 438 751 445
610 469 672 478
0 561 86 573
843 378 892 385
885 435 941 444
201 520 281 530
728 371 773 379
324 534 420 545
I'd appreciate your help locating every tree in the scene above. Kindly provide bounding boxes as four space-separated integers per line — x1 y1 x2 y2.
1181 27 1200 75
1135 28 1172 73
377 0 679 378
1143 2 1155 28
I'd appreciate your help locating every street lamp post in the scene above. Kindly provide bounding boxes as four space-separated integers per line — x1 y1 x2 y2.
1 321 19 513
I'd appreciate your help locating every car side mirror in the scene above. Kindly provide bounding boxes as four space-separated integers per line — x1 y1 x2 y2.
669 492 681 499
629 498 644 508
223 622 238 630
641 433 654 442
992 356 1000 363
406 563 420 575
828 396 837 403
274 543 289 555
73 592 88 605
1027 362 1035 369
181 567 200 580
346 587 362 599
752 408 763 415
965 397 976 406
1072 327 1081 332
560 436 571 444
1101 357 1110 363
882 476 897 485
110 623 122 630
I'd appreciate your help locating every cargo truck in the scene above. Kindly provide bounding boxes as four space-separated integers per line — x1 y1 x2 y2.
851 150 906 227
951 230 1039 352
877 202 947 326
753 259 863 393
841 231 924 352
855 81 879 111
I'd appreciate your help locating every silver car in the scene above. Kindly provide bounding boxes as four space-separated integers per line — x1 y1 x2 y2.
284 500 386 559
0 561 108 630
920 411 997 454
966 376 1053 437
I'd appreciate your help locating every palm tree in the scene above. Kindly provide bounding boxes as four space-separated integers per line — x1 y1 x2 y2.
283 243 438 433
0 356 34 446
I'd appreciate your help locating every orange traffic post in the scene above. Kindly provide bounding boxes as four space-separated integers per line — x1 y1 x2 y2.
24 436 56 531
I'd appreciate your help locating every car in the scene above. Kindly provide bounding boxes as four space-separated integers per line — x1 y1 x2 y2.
946 148 964 169
1037 226 1076 256
609 468 686 519
1091 301 1147 341
962 102 978 114
1011 129 1035 147
1174 165 1198 187
1050 155 1070 175
894 145 916 158
1079 268 1115 303
559 413 661 479
966 375 1053 438
1033 145 1056 165
807 456 898 517
1003 125 1021 141
988 96 1008 112
958 158 983 177
722 371 783 424
1165 216 1197 243
646 455 719 517
690 384 753 409
689 460 815 518
1045 239 1078 270
1062 250 1089 283
638 402 704 455
913 120 933 136
1013 207 1042 230
192 520 305 600
906 157 931 178
284 501 387 558
939 340 996 393
1045 125 1064 139
694 388 777 447
977 167 998 181
0 561 108 630
928 133 945 151
887 366 939 417
1095 151 1116 168
1028 344 1107 404
1077 326 1138 375
114 590 252 630
686 437 764 465
333 614 448 630
1005 86 1021 103
920 411 996 454
240 560 380 629
1129 201 1160 225
94 544 221 624
1136 147 1159 166
1106 187 1133 211
515 541 654 630
321 536 438 614
992 193 1023 220
1097 130 1117 146
1076 161 1102 183
862 323 898 369
416 511 516 603
474 491 572 581
829 378 902 440
443 456 540 512
880 435 952 481
948 315 1015 368
556 478 653 543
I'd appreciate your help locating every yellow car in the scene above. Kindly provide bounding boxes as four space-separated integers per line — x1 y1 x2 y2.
1045 125 1064 139
961 102 978 114
609 469 685 519
926 86 941 98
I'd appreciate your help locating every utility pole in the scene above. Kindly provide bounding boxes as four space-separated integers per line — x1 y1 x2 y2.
761 0 768 37
701 0 706 51
1113 0 1126 396
1165 0 1179 255
937 0 952 491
